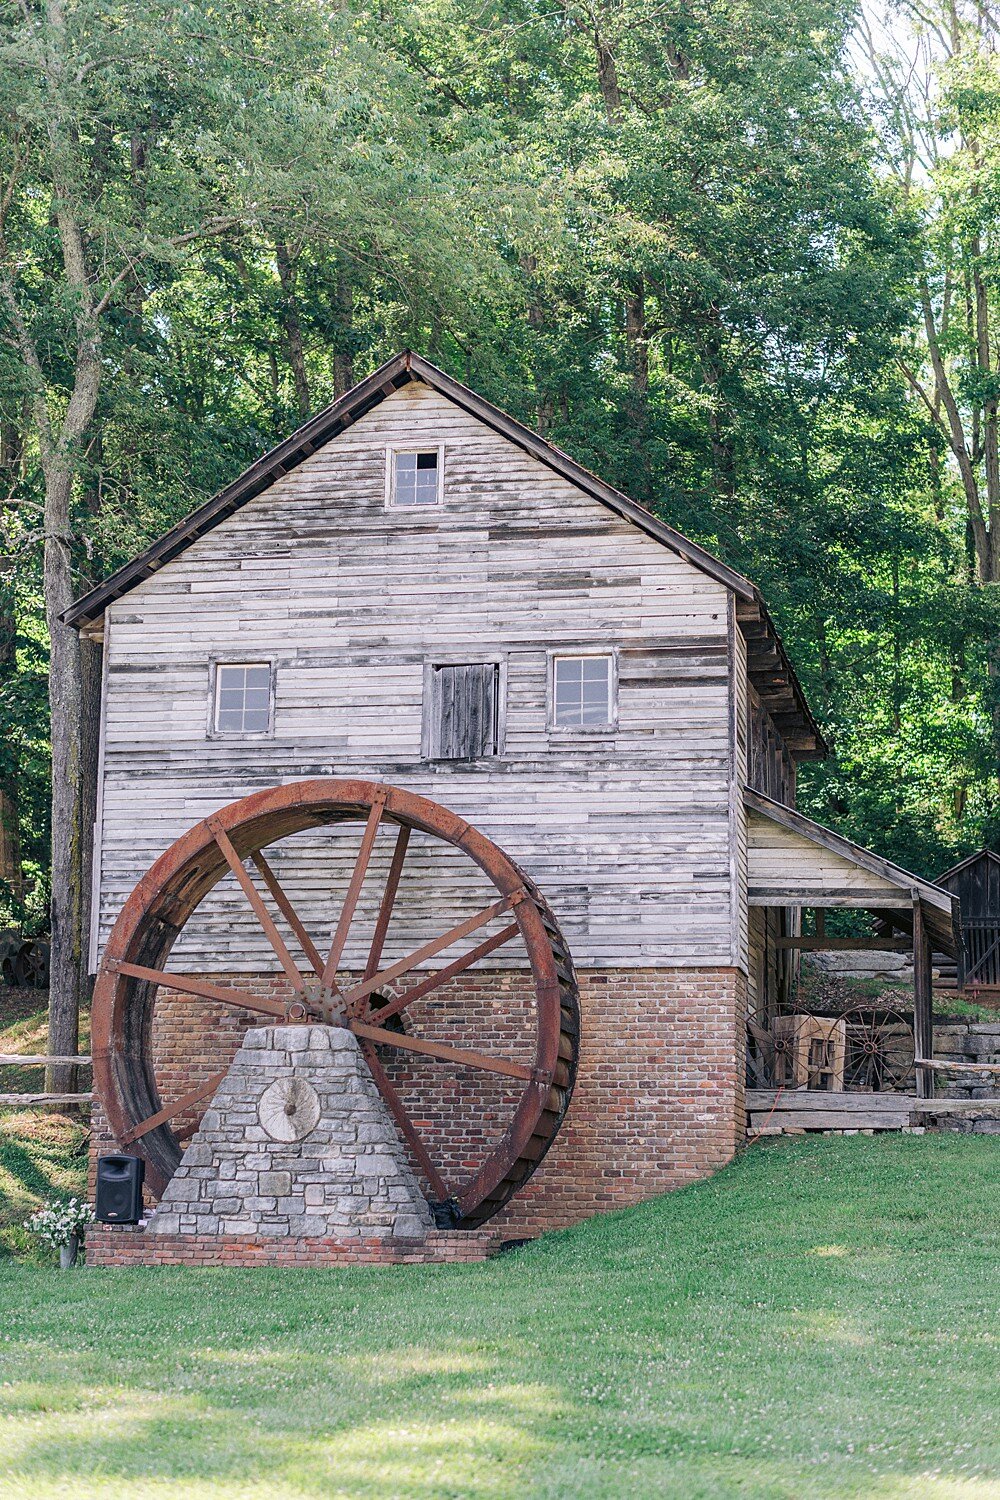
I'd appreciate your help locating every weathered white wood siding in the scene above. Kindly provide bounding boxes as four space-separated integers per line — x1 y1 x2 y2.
747 811 910 906
95 381 738 973
729 600 749 971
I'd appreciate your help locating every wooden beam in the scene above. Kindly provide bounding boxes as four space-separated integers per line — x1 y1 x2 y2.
913 900 934 1100
749 889 911 908
349 1020 534 1081
0 1054 93 1066
322 793 386 987
0 1093 94 1106
121 1070 227 1145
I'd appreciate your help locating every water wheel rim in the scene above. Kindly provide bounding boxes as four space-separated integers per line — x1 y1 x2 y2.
92 778 581 1226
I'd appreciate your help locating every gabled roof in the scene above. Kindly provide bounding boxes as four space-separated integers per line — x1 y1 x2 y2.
64 350 824 756
936 848 1000 885
745 787 960 955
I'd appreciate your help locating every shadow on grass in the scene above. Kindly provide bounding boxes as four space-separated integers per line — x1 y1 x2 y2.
0 1135 998 1499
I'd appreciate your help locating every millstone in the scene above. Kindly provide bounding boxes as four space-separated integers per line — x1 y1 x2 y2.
148 1025 433 1241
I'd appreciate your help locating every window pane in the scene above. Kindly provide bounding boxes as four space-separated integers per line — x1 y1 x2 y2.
215 663 271 734
554 656 611 728
394 451 439 506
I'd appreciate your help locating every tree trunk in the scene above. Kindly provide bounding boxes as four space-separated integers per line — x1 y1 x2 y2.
44 464 84 1093
275 241 310 419
0 568 22 897
333 262 354 398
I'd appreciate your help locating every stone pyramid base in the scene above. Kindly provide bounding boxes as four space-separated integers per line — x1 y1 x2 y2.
148 1025 434 1242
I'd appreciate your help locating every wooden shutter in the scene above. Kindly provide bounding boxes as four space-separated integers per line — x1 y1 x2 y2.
429 664 498 759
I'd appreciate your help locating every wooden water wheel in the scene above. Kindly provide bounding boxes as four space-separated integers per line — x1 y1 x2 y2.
92 779 580 1228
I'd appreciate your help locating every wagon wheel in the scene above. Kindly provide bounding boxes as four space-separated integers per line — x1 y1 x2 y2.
92 778 581 1228
842 1003 914 1092
14 939 50 990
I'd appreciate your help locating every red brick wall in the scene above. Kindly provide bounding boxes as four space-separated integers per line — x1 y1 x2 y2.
90 965 747 1240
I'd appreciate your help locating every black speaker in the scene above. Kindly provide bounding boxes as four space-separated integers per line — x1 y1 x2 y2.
95 1155 145 1224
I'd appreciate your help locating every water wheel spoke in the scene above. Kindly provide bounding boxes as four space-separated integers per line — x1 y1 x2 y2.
322 794 387 988
342 894 520 1013
368 922 520 1028
208 817 306 993
358 1037 450 1203
250 851 325 978
363 825 410 983
121 1070 227 1145
349 1019 533 1081
113 962 289 1019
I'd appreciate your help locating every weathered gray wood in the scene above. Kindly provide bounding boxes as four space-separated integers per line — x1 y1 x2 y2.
750 1110 912 1130
914 900 934 1100
746 1089 915 1111
746 788 957 956
91 382 744 973
0 1054 93 1066
0 1093 94 1106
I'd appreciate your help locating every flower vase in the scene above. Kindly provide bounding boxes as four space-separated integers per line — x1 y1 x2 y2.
59 1235 79 1269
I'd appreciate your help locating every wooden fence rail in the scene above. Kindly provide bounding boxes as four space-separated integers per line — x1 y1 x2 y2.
0 1054 95 1108
0 1054 93 1066
0 1094 94 1106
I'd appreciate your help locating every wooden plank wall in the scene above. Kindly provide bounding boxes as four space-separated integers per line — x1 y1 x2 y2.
729 599 749 972
747 811 909 906
95 382 740 974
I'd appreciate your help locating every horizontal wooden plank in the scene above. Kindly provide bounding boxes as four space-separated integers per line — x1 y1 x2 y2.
0 1054 93 1066
750 1110 911 1130
746 1090 916 1111
0 1093 94 1106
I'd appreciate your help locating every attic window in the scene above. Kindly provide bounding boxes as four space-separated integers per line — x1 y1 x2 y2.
212 662 272 735
425 663 500 759
390 449 441 507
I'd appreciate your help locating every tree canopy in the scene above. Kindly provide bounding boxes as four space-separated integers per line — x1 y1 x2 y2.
1 0 997 974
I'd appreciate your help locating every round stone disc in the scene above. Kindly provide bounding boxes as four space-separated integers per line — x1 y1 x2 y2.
258 1077 321 1142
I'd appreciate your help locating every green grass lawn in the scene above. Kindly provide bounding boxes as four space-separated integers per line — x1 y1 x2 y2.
1 1134 998 1499
0 992 89 1260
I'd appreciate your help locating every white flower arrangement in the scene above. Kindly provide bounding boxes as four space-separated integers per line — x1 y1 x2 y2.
23 1197 96 1250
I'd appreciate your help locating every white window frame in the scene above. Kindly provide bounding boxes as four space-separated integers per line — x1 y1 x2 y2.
208 658 275 739
385 443 445 509
548 650 618 734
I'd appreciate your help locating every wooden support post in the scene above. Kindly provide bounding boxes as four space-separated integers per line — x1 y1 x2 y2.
913 899 933 1100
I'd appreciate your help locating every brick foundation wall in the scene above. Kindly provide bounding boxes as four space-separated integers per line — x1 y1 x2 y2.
86 1227 503 1266
90 964 747 1255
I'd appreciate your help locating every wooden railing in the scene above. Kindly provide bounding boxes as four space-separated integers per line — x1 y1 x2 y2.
0 1054 94 1107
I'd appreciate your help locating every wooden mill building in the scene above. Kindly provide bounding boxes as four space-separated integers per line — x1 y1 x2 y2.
66 352 959 1242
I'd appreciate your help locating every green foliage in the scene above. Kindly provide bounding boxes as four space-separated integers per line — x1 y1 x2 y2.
0 0 996 890
1 1135 999 1494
